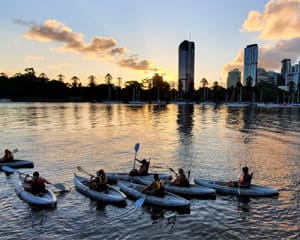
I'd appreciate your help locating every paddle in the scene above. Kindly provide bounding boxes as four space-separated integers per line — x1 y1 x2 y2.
133 143 140 170
135 196 146 207
2 166 67 191
12 148 18 154
169 167 178 176
76 165 94 178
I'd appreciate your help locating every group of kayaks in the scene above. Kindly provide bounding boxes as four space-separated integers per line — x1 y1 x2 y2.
1 158 279 210
73 169 279 210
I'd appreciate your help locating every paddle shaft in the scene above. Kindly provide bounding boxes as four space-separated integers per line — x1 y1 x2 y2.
133 143 140 170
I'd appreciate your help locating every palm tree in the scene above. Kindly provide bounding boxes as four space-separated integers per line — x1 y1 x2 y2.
57 74 65 83
71 76 80 88
88 75 96 87
200 77 208 101
105 73 113 101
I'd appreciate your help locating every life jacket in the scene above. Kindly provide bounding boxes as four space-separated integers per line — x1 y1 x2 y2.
154 180 163 190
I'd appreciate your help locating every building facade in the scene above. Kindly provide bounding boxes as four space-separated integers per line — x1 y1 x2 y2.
178 40 195 94
227 68 241 88
243 44 258 86
281 59 300 88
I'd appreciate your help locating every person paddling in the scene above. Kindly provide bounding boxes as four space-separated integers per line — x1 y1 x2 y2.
169 168 190 187
142 174 164 197
227 166 253 188
87 169 108 191
130 158 150 176
1 149 14 161
24 171 51 195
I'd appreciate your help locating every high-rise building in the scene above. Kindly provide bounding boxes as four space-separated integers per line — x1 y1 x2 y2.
281 59 300 87
227 68 241 88
243 44 258 86
178 40 195 94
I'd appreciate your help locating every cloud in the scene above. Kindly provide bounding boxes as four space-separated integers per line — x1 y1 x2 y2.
242 0 300 40
223 37 300 77
14 19 36 26
118 55 156 71
17 19 157 72
224 0 300 80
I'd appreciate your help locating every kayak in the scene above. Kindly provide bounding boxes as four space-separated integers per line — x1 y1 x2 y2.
117 180 190 208
0 159 34 169
73 174 127 205
15 175 57 208
135 176 216 199
106 172 171 182
194 178 279 197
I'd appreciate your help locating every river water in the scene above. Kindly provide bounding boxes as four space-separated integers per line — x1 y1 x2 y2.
0 102 299 240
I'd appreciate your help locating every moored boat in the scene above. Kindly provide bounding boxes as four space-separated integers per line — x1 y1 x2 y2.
0 159 34 169
117 180 190 208
135 176 216 199
15 175 57 208
194 178 279 197
73 174 127 205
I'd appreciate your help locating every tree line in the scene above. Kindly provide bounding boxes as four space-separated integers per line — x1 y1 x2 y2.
0 68 299 103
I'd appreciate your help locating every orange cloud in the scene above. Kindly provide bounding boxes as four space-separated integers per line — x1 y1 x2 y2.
242 0 300 40
16 19 159 72
118 55 156 71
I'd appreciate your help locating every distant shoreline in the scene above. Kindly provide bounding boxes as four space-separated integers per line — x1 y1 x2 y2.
1 98 300 108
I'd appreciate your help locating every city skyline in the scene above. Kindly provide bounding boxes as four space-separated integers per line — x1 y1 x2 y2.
1 0 300 88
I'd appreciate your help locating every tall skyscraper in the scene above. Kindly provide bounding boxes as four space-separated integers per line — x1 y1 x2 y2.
178 40 195 95
243 44 258 86
227 68 241 88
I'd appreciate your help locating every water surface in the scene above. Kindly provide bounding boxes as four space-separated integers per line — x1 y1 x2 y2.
0 102 299 239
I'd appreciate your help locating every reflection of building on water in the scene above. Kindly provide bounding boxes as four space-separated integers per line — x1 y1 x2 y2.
177 104 194 136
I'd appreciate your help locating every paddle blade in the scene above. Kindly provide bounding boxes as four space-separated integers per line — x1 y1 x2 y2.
52 183 66 191
135 197 145 207
1 166 16 174
12 148 18 154
76 166 87 174
134 143 140 153
76 166 94 177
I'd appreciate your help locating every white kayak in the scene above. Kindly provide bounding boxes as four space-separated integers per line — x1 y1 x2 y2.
106 172 171 182
135 176 216 199
73 174 127 205
194 178 279 197
117 180 190 208
15 175 57 208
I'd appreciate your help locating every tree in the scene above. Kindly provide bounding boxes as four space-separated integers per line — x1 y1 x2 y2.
24 67 35 76
288 81 295 103
88 75 96 88
71 76 80 88
105 73 112 85
200 77 208 101
57 74 65 83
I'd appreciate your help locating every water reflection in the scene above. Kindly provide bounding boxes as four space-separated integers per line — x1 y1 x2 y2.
177 104 194 137
0 103 300 239
88 103 98 128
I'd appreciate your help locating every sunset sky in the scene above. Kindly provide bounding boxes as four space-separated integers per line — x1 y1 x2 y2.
1 0 300 88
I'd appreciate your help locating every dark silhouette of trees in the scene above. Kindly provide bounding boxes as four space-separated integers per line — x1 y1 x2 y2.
0 67 296 104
